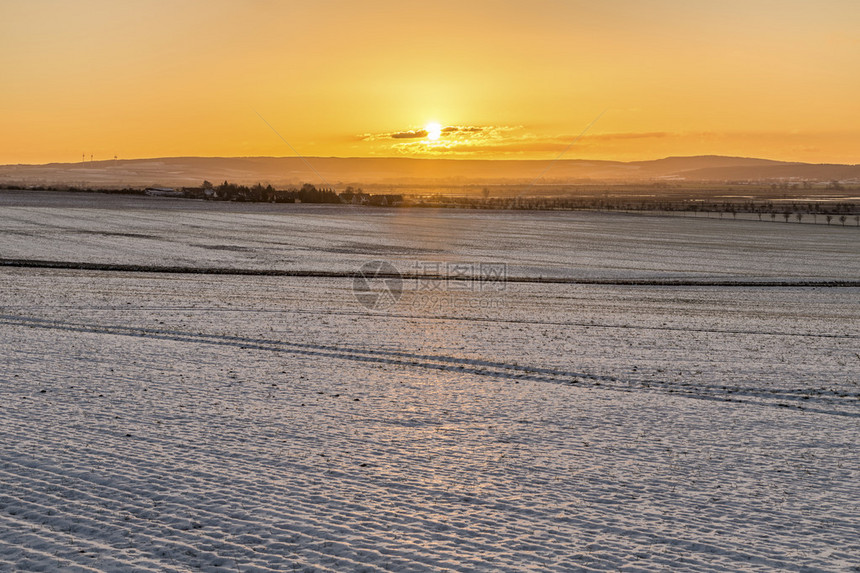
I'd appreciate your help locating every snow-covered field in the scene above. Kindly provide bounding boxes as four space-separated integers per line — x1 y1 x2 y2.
2 191 858 281
1 191 858 571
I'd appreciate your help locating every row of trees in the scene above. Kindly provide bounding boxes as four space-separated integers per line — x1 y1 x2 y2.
191 181 404 206
409 195 859 215
6 181 855 223
196 181 339 203
402 195 860 225
767 212 858 225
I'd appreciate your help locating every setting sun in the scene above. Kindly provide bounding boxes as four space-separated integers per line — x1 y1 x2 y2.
1 1 859 164
426 123 442 141
0 2 858 571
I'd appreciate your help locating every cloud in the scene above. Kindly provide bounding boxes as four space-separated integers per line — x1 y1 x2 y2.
356 128 857 162
394 139 571 156
390 129 429 139
359 125 678 157
360 124 490 142
441 126 484 135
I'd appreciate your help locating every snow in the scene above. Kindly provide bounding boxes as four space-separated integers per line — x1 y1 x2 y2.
1 191 858 571
1 190 858 281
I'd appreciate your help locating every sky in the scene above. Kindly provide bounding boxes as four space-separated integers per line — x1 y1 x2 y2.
2 0 859 165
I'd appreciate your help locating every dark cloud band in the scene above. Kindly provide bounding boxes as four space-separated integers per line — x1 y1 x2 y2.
391 130 429 139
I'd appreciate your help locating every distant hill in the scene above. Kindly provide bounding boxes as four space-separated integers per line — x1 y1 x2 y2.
1 155 858 188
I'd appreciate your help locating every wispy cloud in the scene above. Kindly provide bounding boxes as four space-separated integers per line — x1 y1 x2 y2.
358 125 676 157
390 129 429 139
360 125 489 142
440 126 485 135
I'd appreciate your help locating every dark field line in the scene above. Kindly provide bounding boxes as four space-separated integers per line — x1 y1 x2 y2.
2 258 859 287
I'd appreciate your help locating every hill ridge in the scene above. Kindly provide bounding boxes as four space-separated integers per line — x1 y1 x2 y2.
2 155 858 187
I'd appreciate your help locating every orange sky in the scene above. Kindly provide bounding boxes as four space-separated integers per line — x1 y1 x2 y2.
2 0 859 164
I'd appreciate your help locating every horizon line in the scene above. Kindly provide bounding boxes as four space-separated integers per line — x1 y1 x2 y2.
4 153 858 168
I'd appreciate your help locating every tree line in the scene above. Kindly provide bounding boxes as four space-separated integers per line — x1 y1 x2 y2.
2 181 857 224
188 181 404 206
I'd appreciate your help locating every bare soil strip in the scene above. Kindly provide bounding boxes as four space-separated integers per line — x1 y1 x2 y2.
2 258 858 287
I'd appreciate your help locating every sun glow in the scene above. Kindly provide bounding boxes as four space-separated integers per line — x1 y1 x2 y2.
2 3 859 164
426 122 442 141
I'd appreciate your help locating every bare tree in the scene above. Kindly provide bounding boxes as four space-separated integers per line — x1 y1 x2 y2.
783 212 791 223
840 215 847 226
826 215 833 225
796 213 803 223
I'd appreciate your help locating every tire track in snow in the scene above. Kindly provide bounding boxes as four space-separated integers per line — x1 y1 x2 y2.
2 313 857 417
4 302 859 340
